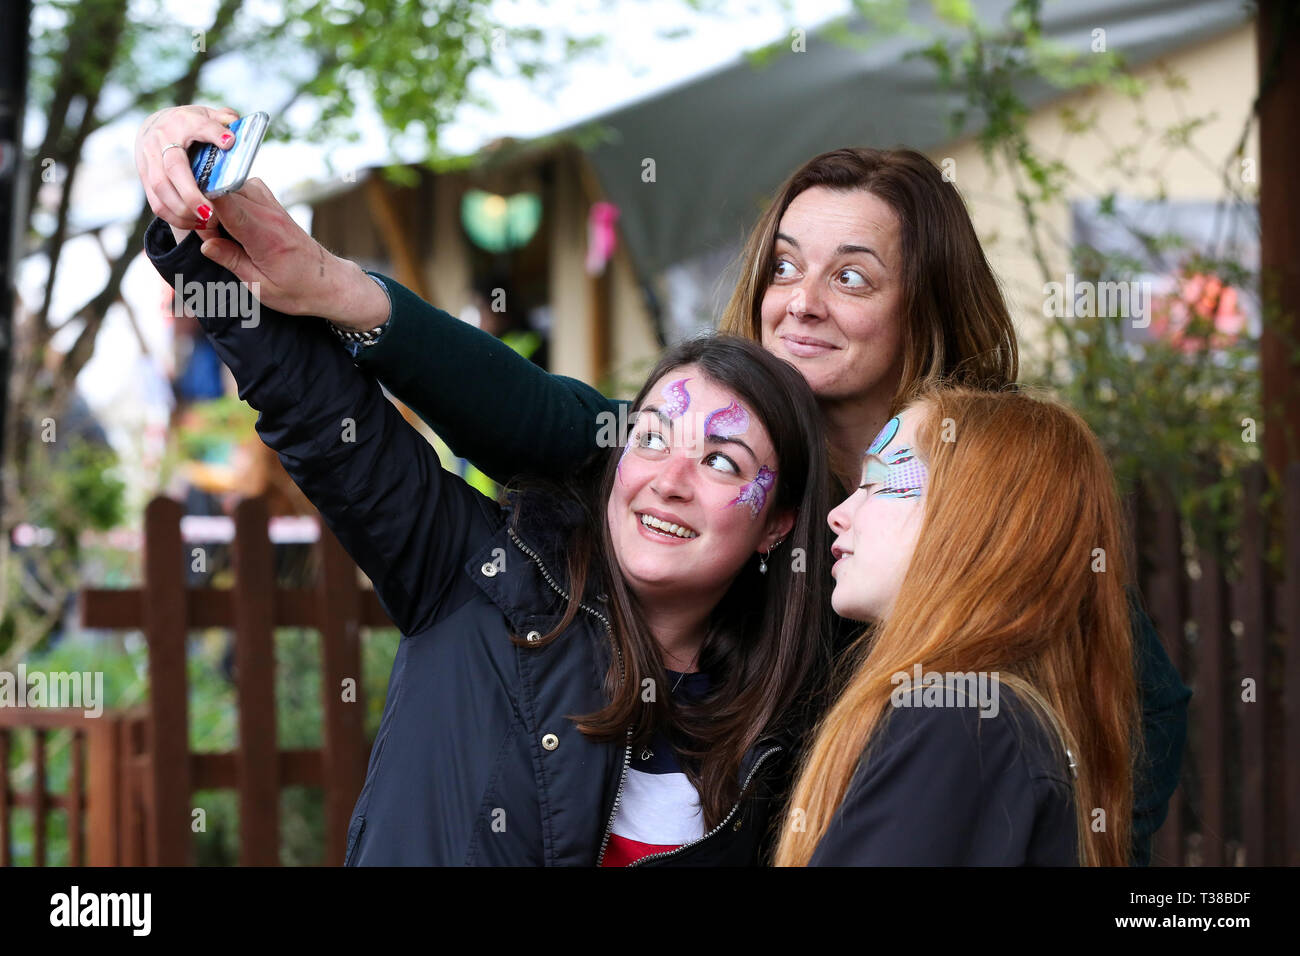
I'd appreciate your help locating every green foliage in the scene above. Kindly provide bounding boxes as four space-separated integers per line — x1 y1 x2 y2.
175 396 260 462
1 439 126 659
1044 254 1260 548
902 0 1263 553
26 439 126 534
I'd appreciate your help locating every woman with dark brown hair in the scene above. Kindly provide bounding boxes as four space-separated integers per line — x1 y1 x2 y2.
135 108 1188 863
717 148 1017 487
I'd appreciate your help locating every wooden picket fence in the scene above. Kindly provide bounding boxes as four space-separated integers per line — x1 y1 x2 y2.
1 495 391 866
1131 462 1300 866
3 462 1298 865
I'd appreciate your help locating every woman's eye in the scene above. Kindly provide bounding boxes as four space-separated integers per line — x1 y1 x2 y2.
773 258 796 279
837 268 868 289
638 430 668 451
704 452 739 475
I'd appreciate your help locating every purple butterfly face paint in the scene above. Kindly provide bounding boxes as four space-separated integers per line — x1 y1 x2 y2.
731 464 777 518
660 377 692 420
701 399 776 519
703 400 749 438
619 377 693 484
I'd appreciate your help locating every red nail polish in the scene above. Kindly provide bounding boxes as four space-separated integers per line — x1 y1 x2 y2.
221 133 233 145
197 204 212 220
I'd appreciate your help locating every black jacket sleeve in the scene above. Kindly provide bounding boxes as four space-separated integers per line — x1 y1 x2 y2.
1127 593 1192 865
807 696 1077 866
354 275 629 486
143 220 503 635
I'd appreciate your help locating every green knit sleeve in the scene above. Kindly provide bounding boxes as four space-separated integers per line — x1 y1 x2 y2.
353 273 630 486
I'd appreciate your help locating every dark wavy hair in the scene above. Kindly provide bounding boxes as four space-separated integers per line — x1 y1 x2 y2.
506 334 834 828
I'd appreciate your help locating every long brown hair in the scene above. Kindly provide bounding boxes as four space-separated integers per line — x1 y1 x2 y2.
774 387 1139 866
507 335 834 828
719 147 1018 412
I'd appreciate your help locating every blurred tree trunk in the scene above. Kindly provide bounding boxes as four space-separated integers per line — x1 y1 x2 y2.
1257 0 1300 474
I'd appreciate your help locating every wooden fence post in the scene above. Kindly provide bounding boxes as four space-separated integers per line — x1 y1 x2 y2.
1237 465 1271 863
69 730 84 866
316 524 367 865
1194 528 1229 866
0 730 10 867
1284 462 1300 865
87 718 121 866
32 729 46 866
232 497 280 864
142 496 192 865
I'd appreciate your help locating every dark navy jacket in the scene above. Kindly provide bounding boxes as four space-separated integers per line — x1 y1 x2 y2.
810 685 1077 865
144 221 791 866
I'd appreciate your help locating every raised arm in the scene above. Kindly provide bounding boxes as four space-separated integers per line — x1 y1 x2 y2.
144 218 503 636
134 106 628 489
349 276 627 486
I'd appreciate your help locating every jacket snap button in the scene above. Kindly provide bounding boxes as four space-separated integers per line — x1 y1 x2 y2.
525 630 541 643
480 562 499 577
541 733 559 751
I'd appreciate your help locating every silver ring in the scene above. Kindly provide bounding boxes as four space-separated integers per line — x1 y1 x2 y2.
161 142 184 158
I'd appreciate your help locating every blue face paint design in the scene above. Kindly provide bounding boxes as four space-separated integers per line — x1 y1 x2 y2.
866 417 900 456
862 446 927 499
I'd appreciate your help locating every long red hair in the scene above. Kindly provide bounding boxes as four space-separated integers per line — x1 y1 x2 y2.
774 387 1139 866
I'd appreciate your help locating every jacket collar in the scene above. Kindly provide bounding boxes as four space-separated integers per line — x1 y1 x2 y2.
468 486 609 637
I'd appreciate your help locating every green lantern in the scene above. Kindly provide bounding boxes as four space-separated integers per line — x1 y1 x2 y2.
460 189 541 252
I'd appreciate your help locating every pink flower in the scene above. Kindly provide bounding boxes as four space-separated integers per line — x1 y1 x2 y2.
1149 269 1246 353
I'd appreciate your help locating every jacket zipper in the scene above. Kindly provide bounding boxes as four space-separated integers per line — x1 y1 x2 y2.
504 526 632 867
625 743 784 867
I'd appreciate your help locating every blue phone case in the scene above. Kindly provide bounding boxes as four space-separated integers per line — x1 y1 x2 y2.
189 112 269 198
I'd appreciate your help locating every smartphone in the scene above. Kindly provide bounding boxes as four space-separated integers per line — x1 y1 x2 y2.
188 111 270 198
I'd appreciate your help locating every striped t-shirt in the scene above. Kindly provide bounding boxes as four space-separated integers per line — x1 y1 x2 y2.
601 669 709 866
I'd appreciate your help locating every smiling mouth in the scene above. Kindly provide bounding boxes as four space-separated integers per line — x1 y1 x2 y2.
781 334 839 355
637 513 699 539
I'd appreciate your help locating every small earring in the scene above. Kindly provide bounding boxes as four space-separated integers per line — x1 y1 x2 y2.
759 537 783 575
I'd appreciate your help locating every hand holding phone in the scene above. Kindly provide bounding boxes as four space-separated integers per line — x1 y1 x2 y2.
135 105 269 232
188 112 270 198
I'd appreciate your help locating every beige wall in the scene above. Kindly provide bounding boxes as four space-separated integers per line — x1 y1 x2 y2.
422 173 473 314
931 21 1259 375
547 154 661 390
546 156 592 382
607 237 662 394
